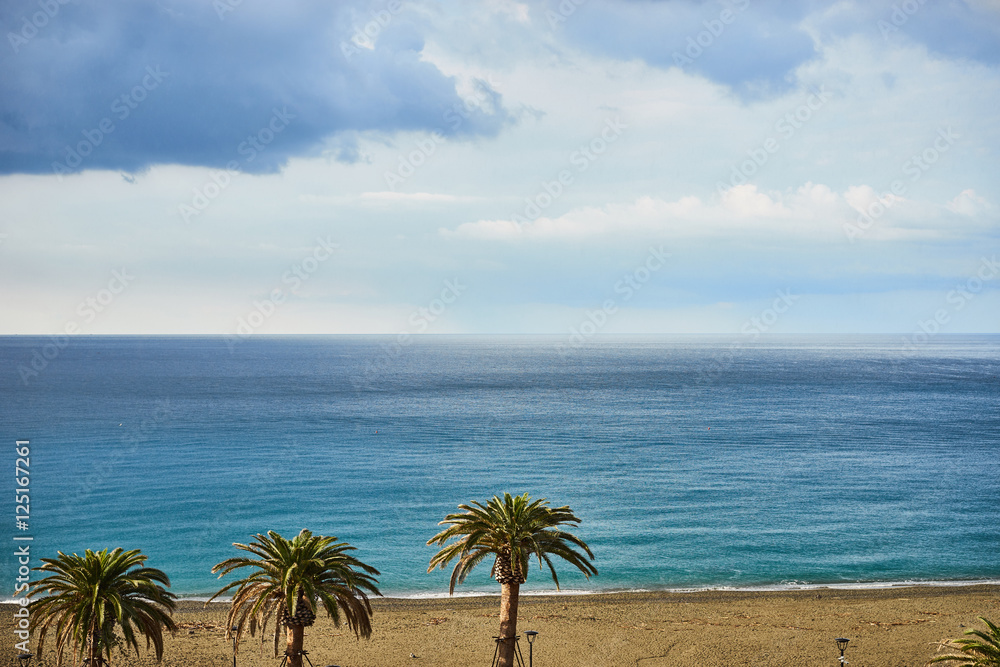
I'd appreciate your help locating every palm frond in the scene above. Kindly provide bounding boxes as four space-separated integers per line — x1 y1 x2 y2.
210 528 382 657
427 492 597 593
27 548 176 667
930 617 1000 666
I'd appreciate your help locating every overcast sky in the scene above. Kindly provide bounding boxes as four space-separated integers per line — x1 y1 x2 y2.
1 0 998 336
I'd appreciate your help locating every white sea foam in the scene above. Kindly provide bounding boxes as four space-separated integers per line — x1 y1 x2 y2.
10 579 998 606
355 579 1000 601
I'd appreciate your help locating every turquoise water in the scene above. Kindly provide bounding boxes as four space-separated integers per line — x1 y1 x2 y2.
2 335 999 598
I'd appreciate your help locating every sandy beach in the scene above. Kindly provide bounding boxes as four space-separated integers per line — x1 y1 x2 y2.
4 585 998 666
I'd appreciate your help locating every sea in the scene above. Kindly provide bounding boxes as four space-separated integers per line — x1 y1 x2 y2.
2 335 999 599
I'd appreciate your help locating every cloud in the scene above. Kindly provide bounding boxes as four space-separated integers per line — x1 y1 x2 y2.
486 0 531 24
443 182 996 244
0 0 511 176
549 0 1000 98
947 189 990 216
553 0 818 97
443 184 841 241
809 0 1000 66
296 191 476 207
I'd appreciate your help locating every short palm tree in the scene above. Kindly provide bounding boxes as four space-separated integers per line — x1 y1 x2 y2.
930 617 1000 666
209 529 381 667
28 547 177 667
428 492 597 667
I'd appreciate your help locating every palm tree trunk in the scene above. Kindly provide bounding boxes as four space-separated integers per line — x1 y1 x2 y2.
88 621 99 667
286 624 305 667
497 581 521 667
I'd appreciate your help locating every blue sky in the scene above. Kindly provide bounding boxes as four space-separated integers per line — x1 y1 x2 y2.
1 0 998 335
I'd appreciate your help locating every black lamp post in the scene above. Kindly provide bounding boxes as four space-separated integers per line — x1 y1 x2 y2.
231 625 239 667
835 638 850 665
524 631 538 667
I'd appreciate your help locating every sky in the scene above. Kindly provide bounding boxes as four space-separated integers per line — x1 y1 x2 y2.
1 0 999 337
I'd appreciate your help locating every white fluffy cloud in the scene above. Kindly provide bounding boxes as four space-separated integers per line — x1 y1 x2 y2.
441 181 993 244
947 189 991 216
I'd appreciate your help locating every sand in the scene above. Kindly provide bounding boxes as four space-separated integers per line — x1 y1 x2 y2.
4 585 998 666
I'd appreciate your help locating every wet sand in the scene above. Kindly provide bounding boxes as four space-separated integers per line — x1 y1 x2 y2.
4 585 998 666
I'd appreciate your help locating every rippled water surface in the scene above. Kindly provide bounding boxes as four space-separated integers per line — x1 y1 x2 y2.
2 335 998 597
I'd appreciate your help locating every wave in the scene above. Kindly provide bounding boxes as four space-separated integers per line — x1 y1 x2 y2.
158 578 1000 603
378 579 1000 600
9 578 997 606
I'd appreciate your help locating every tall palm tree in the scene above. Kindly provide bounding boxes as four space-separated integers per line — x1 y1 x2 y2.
209 529 381 667
28 547 177 667
428 492 598 667
930 617 1000 666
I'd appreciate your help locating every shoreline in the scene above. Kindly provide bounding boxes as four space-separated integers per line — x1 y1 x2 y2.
5 584 998 666
136 578 1000 603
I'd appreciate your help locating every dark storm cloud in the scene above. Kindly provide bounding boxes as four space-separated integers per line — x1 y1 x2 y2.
555 0 817 97
826 1 1000 64
553 0 1000 97
0 0 511 176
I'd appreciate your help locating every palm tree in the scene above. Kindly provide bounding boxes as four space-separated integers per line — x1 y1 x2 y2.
28 547 177 667
930 617 1000 666
427 492 598 667
209 529 381 667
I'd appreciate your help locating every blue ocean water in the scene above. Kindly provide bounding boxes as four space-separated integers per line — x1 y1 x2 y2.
2 335 999 598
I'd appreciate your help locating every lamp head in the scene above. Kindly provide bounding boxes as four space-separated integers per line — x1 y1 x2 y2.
17 653 32 666
835 638 850 652
525 630 538 644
